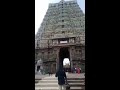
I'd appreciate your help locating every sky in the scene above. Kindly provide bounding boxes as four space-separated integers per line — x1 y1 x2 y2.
35 0 85 35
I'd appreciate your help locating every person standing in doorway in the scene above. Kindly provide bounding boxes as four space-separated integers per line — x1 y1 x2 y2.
55 68 67 90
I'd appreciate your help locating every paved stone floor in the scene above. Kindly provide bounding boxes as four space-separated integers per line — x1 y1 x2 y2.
67 73 85 78
35 73 85 80
35 74 50 79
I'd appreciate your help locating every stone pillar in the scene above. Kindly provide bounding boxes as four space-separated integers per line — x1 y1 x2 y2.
35 65 37 73
55 48 60 71
56 59 58 71
70 47 75 72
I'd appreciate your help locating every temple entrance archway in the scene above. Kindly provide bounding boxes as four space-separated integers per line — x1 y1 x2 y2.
59 47 70 71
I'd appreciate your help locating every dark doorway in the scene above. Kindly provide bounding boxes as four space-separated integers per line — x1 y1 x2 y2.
59 47 70 71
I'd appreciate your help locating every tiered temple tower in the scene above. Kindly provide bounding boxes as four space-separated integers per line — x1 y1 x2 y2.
35 0 85 73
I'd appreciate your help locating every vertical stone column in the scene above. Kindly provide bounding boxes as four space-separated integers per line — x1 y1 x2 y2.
55 47 60 71
70 46 75 72
69 47 72 72
56 58 58 71
35 65 37 73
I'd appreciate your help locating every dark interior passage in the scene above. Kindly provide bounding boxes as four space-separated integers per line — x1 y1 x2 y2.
59 47 70 70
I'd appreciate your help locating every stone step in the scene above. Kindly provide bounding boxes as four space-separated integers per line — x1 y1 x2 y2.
67 78 85 80
35 80 85 83
35 86 84 90
35 74 85 90
41 78 85 80
35 79 85 82
70 87 85 90
35 80 39 83
35 78 40 80
35 87 59 90
35 83 84 86
68 80 85 83
35 82 84 86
